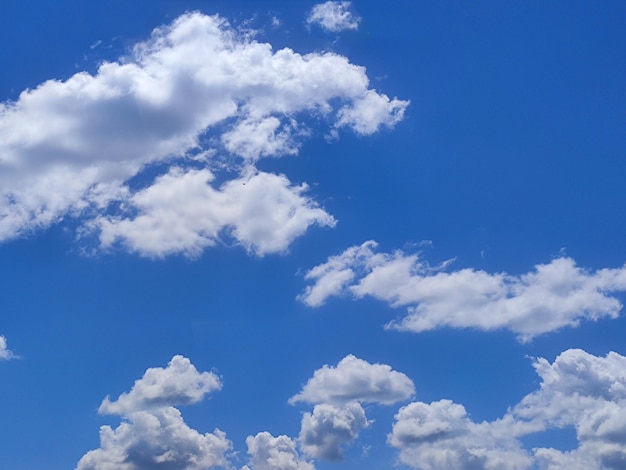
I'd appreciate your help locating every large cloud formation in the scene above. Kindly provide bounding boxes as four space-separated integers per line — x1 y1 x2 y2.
299 241 626 340
389 349 626 470
0 12 407 257
290 355 414 461
77 356 231 469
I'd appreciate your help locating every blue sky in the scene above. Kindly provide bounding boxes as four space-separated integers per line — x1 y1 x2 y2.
1 1 626 469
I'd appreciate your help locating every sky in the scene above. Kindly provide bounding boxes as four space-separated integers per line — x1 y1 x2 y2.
1 1 626 469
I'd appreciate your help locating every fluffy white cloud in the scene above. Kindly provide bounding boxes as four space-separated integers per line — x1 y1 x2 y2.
289 355 412 462
0 335 15 360
76 407 231 470
389 349 626 470
289 354 414 406
306 2 361 33
78 355 231 469
512 349 626 469
94 168 335 258
244 432 315 470
99 355 222 415
0 12 407 256
299 241 626 341
389 401 532 470
298 403 369 461
336 90 408 135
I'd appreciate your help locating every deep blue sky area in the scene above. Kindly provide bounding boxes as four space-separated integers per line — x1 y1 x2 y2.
1 2 625 469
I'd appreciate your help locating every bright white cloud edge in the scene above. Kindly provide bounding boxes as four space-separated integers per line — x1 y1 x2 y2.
299 240 626 341
0 12 407 258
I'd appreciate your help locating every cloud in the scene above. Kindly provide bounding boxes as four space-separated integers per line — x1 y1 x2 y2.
389 349 626 470
76 407 231 470
0 12 407 256
0 335 15 360
298 402 369 461
389 401 532 470
512 349 626 469
299 241 626 341
99 355 222 415
244 432 315 470
289 354 415 406
306 2 361 33
289 355 413 461
93 168 335 258
336 90 408 135
78 355 230 469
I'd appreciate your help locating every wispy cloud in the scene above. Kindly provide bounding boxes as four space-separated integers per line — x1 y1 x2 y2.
299 241 626 341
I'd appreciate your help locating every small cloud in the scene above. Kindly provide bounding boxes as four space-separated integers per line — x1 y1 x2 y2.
89 39 102 49
306 1 361 33
0 335 16 360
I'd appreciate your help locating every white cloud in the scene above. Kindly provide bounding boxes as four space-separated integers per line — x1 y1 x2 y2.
78 355 231 469
389 349 626 470
336 90 408 135
99 355 222 415
298 403 369 461
289 355 412 462
389 401 532 470
0 12 407 256
289 354 414 406
306 2 361 33
76 407 231 470
512 349 626 469
244 432 315 470
94 167 335 258
300 241 626 341
0 335 15 360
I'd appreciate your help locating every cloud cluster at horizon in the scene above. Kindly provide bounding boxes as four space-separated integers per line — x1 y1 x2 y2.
76 349 626 469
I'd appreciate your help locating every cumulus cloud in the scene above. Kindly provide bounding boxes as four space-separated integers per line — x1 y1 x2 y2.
389 401 532 470
0 335 15 360
94 168 335 258
0 12 407 256
289 354 414 406
99 355 222 415
78 355 231 469
76 407 231 470
244 432 315 470
389 349 626 470
298 402 369 461
289 355 413 461
513 349 626 469
299 241 626 341
306 2 361 33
